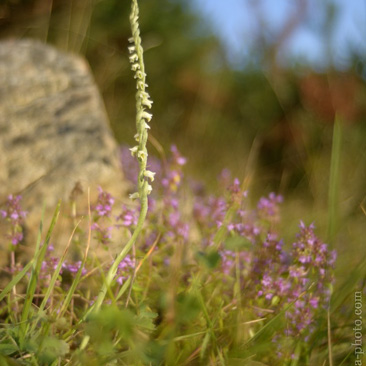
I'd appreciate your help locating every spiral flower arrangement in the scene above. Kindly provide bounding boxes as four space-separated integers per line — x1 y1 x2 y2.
128 0 155 201
86 0 154 317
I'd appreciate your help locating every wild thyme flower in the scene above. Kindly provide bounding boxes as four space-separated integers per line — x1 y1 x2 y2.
194 196 226 230
93 186 115 218
91 187 115 246
91 222 113 246
63 260 87 275
0 194 27 245
38 245 87 287
116 205 138 228
218 168 232 188
164 207 189 242
228 178 247 201
257 192 283 223
291 221 336 298
171 144 187 166
114 255 135 285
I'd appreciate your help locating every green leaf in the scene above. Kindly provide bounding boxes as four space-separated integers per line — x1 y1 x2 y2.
87 306 135 341
0 259 35 302
135 309 158 332
176 293 201 323
224 235 252 251
37 336 69 364
0 343 18 356
0 354 23 366
196 250 221 269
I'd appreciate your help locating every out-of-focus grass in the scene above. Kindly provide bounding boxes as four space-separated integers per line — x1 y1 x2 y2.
0 1 365 364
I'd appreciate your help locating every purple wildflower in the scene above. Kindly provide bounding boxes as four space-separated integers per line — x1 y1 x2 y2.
93 186 115 218
63 260 87 275
171 145 187 166
91 222 113 246
0 194 27 245
115 255 135 285
116 205 138 228
257 192 283 222
90 187 116 246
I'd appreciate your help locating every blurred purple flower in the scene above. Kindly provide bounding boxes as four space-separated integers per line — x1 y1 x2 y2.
171 145 187 166
93 186 115 218
91 222 113 246
63 260 87 275
115 255 135 285
257 192 283 221
116 205 138 228
0 194 27 245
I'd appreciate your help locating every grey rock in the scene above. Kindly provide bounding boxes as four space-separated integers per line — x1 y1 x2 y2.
0 39 126 253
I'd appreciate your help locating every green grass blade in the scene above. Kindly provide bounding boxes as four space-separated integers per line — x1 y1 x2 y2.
29 220 82 335
0 207 45 302
57 257 86 321
59 190 92 319
19 201 61 343
331 254 366 311
0 260 35 302
327 115 342 243
115 277 132 302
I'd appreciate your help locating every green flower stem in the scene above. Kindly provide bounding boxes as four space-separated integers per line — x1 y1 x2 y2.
83 0 153 319
90 193 148 314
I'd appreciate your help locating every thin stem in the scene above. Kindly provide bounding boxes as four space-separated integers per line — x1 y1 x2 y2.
91 194 148 313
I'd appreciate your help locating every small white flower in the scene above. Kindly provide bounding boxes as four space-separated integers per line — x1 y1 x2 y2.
142 121 150 130
134 133 140 142
142 98 153 109
140 111 152 122
138 91 149 99
137 150 147 161
134 71 146 80
138 91 153 108
136 80 146 90
128 45 136 54
144 170 155 182
131 63 140 71
129 192 140 200
129 146 138 156
129 53 139 63
146 184 153 195
128 37 134 43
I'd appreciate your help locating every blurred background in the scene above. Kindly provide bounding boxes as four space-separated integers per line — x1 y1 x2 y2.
0 0 365 262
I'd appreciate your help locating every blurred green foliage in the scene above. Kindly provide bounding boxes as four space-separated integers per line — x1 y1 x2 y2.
0 0 365 220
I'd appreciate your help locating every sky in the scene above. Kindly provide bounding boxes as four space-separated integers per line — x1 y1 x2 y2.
190 0 365 70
